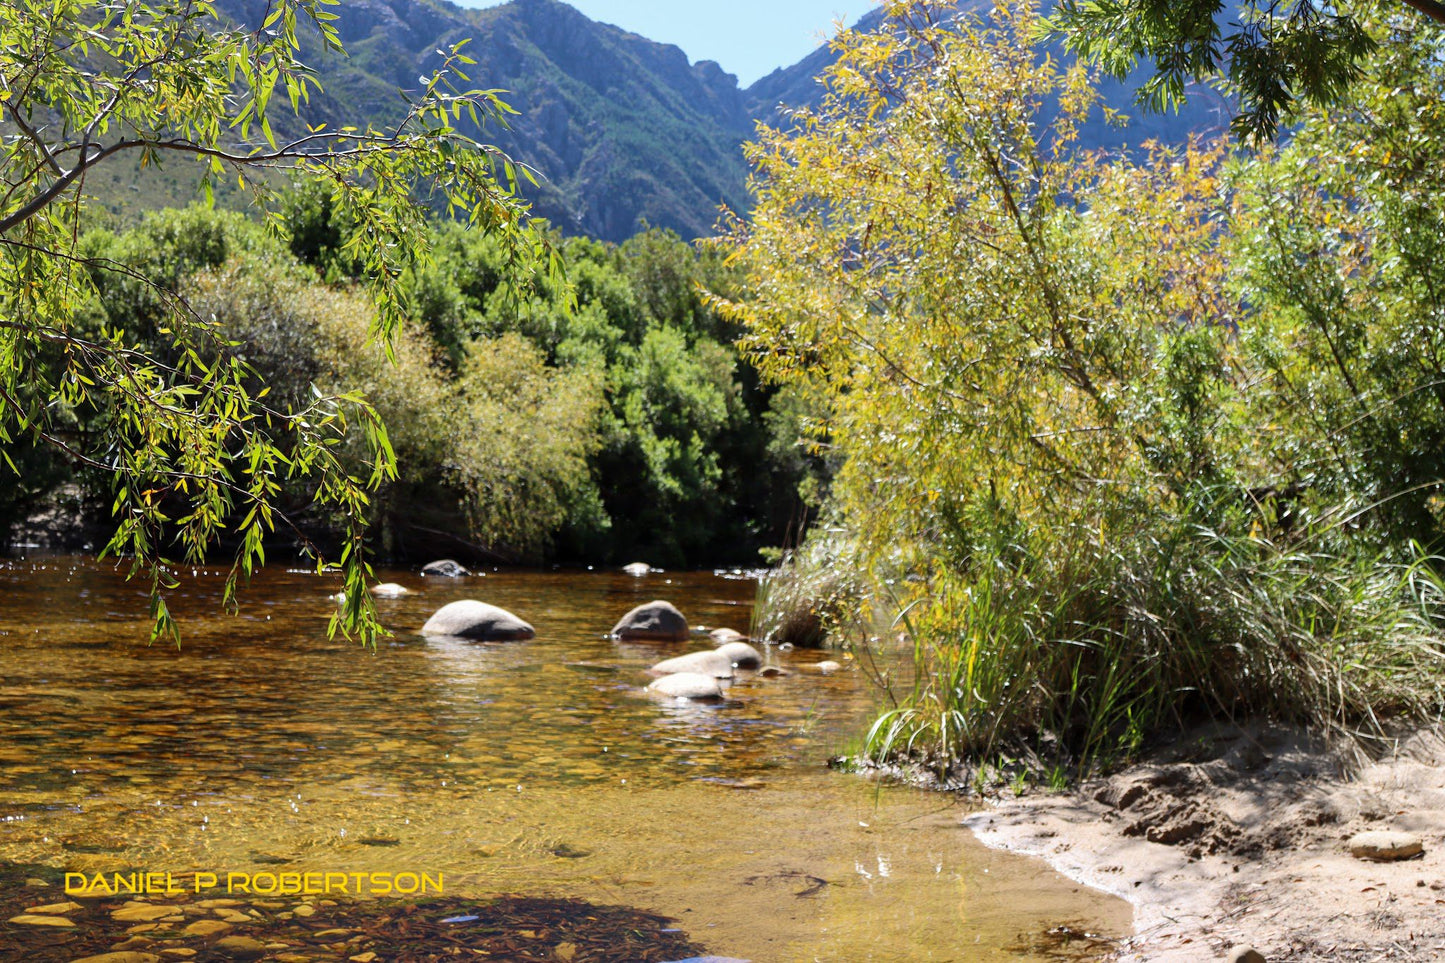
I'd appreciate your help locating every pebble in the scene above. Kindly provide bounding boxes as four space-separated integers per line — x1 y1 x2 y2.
350 954 379 963
112 904 176 922
212 936 268 960
25 900 81 913
197 898 243 908
1347 830 1425 861
1226 948 1266 963
183 918 233 937
69 954 160 963
7 913 76 927
24 877 50 888
292 903 316 917
110 936 155 950
160 950 198 959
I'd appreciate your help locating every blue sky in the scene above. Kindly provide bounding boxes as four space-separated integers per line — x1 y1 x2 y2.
456 1 874 86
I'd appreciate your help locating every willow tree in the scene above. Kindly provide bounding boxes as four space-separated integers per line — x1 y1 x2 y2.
0 0 549 642
721 0 1445 770
720 0 1236 568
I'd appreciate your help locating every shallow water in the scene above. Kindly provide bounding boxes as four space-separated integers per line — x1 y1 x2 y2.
0 557 1131 960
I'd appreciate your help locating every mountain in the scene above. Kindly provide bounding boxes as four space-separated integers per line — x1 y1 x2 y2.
219 0 754 241
747 2 1233 150
189 0 1228 241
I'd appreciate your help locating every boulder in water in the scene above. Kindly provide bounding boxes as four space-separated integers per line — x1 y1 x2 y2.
421 559 469 578
422 600 534 641
611 600 689 642
715 640 762 669
622 562 651 577
647 672 725 701
370 582 411 598
650 649 735 678
708 627 747 644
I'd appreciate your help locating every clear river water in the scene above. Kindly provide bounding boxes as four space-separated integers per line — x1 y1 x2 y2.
0 557 1131 961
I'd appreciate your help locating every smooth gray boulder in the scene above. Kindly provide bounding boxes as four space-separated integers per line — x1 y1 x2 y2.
421 559 469 577
370 582 411 598
650 649 735 679
715 640 762 668
421 600 534 641
647 672 725 701
622 562 651 577
611 600 689 642
708 627 747 644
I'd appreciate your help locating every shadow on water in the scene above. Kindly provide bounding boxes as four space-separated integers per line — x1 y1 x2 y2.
0 558 1133 961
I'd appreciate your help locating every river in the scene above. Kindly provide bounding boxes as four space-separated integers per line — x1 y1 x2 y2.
0 557 1130 961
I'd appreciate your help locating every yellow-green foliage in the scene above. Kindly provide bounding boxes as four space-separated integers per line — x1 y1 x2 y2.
722 0 1445 770
187 261 606 559
451 334 605 555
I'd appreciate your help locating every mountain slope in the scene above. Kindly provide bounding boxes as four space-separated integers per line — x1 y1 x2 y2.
125 0 1228 241
747 2 1233 151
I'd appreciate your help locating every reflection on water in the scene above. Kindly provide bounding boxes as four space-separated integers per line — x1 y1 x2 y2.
0 558 1131 960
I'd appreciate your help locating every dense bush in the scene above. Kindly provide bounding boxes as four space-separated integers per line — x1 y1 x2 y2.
725 0 1445 773
5 199 819 566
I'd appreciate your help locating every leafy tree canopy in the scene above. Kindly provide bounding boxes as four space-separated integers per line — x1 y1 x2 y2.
0 0 550 643
1044 0 1444 140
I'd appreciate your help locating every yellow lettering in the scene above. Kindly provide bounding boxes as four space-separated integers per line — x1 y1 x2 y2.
394 872 419 894
304 872 323 895
114 872 139 895
371 872 392 895
251 872 278 895
421 872 444 894
325 872 349 894
64 873 87 895
195 872 217 892
227 872 251 893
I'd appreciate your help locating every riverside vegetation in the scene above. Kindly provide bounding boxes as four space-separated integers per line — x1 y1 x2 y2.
6 0 1445 786
722 0 1445 780
1 202 819 567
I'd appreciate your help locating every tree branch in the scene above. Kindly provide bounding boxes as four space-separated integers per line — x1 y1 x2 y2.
1399 0 1445 26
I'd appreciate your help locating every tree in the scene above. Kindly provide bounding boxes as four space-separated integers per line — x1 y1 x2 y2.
0 0 550 642
1045 0 1441 140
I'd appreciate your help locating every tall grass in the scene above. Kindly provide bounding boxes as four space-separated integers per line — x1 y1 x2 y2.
862 517 1445 779
751 529 867 646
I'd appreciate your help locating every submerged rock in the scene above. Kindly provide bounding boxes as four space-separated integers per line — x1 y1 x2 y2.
708 627 747 644
421 559 469 578
611 600 689 642
7 914 75 927
369 582 411 598
422 600 535 641
622 562 652 577
212 936 267 960
647 672 725 701
1347 830 1424 861
813 660 842 674
650 650 735 679
714 640 762 668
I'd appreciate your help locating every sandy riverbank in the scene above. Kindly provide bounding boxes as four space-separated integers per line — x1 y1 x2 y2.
963 724 1445 961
